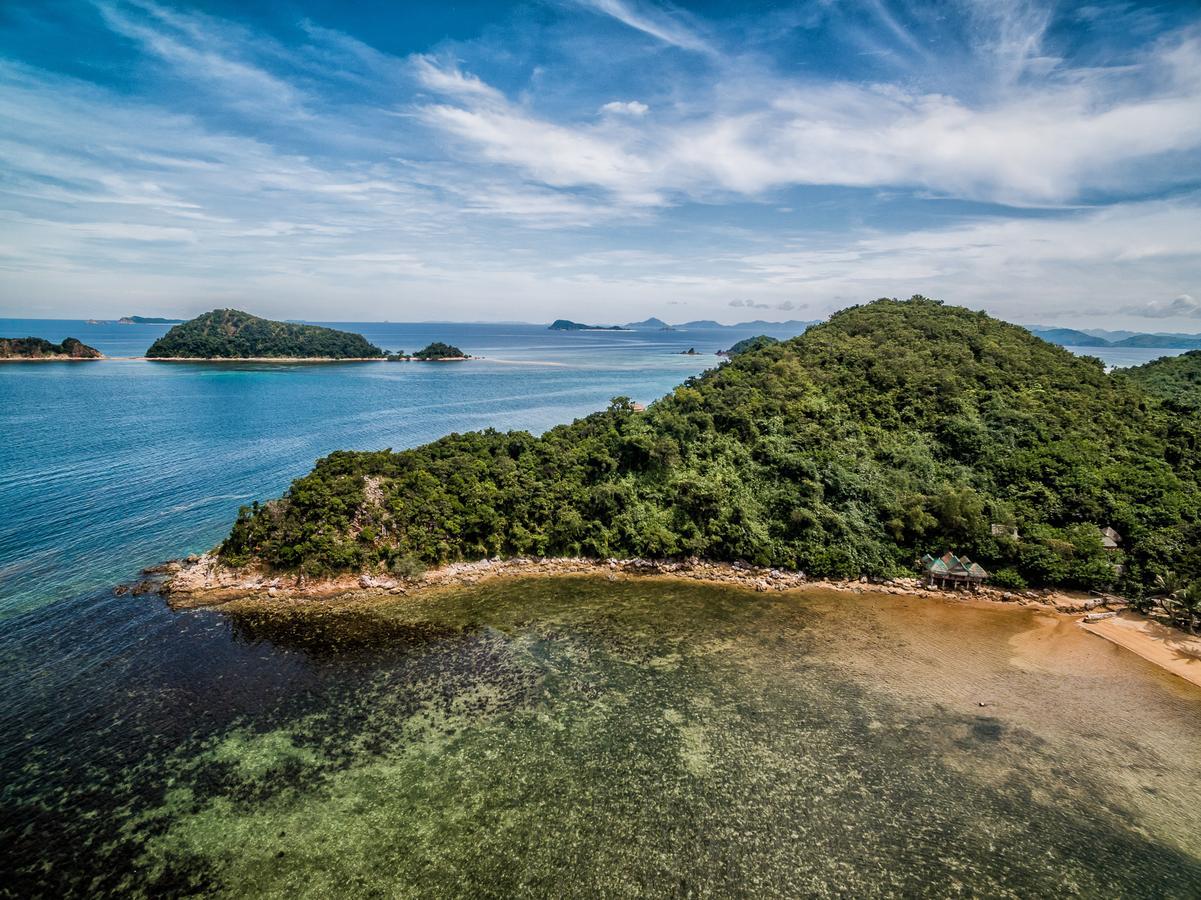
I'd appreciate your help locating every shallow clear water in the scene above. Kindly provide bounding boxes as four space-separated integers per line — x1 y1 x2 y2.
2 577 1198 896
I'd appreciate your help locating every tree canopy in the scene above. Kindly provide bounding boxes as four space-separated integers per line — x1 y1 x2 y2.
221 297 1201 596
145 309 384 359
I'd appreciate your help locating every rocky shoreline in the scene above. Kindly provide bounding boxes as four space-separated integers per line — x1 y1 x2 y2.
143 553 1129 616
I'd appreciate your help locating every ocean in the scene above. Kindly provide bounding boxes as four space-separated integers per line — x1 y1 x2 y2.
1 318 1198 895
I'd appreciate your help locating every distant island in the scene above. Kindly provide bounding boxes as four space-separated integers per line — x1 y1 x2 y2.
119 316 184 325
146 309 386 359
388 342 470 361
548 319 627 331
0 337 103 360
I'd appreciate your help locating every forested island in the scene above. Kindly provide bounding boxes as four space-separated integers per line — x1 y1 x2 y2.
145 309 385 359
387 342 470 361
215 297 1201 603
119 315 183 324
0 337 103 359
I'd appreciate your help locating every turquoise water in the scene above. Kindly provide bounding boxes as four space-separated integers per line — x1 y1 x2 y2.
1 319 804 614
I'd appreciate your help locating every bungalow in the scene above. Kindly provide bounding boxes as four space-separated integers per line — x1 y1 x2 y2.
990 523 1019 540
920 551 990 591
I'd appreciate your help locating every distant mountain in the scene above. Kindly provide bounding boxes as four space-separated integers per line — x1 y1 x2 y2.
146 309 385 359
737 319 815 329
624 317 668 329
1114 333 1201 349
548 319 625 331
119 316 184 324
1028 327 1111 347
679 320 724 328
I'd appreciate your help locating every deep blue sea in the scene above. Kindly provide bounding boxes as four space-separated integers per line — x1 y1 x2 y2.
3 318 1199 896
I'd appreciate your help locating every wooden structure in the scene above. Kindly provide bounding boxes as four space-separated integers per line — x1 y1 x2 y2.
920 551 990 590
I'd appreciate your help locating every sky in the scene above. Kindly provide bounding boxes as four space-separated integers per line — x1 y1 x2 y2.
0 0 1199 326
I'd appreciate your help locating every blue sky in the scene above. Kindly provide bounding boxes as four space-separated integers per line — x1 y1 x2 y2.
1 0 1199 325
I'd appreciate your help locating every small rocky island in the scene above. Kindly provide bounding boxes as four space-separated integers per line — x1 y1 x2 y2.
146 309 386 359
0 337 103 359
119 315 183 324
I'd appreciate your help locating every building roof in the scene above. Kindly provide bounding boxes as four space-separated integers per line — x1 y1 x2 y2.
1100 526 1121 548
922 550 989 580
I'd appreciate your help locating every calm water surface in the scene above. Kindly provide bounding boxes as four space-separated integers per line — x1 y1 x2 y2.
2 319 1199 896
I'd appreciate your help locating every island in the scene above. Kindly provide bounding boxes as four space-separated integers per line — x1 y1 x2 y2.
548 319 626 331
387 342 471 361
119 315 184 324
145 309 385 359
163 297 1200 644
0 337 103 360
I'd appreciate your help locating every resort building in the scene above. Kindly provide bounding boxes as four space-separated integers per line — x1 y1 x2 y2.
921 551 990 590
990 523 1019 539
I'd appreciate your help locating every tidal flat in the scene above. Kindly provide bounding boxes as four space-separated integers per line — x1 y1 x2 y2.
3 577 1200 897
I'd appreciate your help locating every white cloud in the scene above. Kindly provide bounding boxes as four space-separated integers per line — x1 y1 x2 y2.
575 0 715 54
1125 294 1201 318
411 31 1201 207
600 100 649 116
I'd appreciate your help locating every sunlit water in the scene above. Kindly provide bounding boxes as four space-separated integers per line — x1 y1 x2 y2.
2 320 1198 896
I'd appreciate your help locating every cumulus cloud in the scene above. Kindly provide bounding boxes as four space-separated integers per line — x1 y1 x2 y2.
1124 294 1201 318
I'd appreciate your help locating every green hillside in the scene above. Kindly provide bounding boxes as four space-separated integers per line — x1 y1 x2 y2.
220 297 1201 595
146 309 384 359
1120 350 1201 410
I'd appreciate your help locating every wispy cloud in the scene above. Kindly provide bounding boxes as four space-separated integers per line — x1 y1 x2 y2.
574 0 715 54
0 0 1198 323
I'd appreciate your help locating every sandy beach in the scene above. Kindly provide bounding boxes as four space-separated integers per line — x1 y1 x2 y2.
1081 611 1201 688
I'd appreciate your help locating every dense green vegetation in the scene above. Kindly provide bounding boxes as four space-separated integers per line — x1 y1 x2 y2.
0 336 102 358
411 342 468 360
722 335 779 356
145 309 384 359
221 297 1201 602
119 315 183 324
1120 350 1201 411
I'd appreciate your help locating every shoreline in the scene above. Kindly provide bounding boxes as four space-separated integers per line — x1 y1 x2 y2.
159 553 1122 614
145 553 1201 690
1081 612 1201 688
